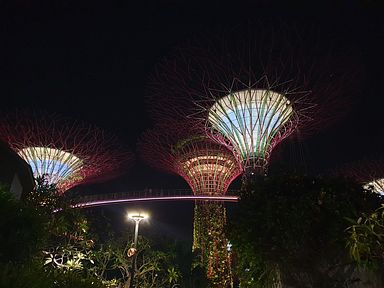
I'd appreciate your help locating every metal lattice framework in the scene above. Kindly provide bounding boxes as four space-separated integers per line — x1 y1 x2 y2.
0 110 133 193
138 123 241 286
207 87 297 172
337 158 384 196
175 136 242 196
147 23 356 176
138 124 241 196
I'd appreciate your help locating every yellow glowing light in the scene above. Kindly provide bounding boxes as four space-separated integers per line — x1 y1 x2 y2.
185 164 230 174
127 212 149 221
179 153 240 196
183 155 229 165
181 155 237 176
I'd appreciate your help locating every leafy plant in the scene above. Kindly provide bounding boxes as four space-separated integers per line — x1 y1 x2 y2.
0 184 48 263
227 171 382 287
346 203 384 268
0 262 105 288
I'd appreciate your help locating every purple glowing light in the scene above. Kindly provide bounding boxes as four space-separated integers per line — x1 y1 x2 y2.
73 195 239 209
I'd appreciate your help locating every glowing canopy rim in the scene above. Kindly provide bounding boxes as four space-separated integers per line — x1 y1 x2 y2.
182 156 238 175
18 146 84 186
174 141 241 196
208 89 295 170
179 154 240 196
364 178 384 196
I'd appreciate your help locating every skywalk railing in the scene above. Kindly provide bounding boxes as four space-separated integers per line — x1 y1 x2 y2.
70 188 240 208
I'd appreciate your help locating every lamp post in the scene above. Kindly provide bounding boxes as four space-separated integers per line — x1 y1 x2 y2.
127 211 148 288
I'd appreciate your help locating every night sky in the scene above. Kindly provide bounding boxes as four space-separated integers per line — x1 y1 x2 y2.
1 0 383 242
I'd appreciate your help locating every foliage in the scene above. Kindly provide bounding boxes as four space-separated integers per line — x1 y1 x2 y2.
173 240 206 288
190 264 209 288
23 176 61 215
1 176 187 287
227 171 382 288
19 176 97 275
193 202 232 287
346 203 384 269
91 235 182 288
0 184 48 263
230 242 278 288
43 242 95 272
43 205 96 272
0 178 103 286
0 262 105 288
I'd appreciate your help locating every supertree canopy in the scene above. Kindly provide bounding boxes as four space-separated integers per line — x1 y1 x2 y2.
173 135 241 196
207 86 296 173
0 110 133 193
337 158 384 196
138 123 241 287
138 124 241 196
147 22 359 177
366 179 384 196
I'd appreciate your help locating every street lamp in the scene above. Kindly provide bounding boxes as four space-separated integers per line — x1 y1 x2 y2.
127 211 149 288
127 212 148 248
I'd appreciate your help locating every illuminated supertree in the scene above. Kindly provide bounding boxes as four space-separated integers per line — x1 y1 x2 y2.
147 23 358 178
138 123 241 287
336 158 384 196
0 110 133 193
205 82 299 176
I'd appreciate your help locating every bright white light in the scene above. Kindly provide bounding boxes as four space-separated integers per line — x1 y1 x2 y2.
364 178 384 195
208 89 294 166
127 211 149 221
18 147 83 185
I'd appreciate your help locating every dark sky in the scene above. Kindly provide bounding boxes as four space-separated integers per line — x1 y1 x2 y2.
1 0 383 241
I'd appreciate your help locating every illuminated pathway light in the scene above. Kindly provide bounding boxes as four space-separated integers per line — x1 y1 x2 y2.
208 88 295 173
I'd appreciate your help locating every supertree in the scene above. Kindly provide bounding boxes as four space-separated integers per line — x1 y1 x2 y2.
138 122 242 287
0 110 133 193
147 22 359 179
335 158 384 196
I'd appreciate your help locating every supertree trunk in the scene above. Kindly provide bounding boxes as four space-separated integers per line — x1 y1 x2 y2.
193 201 232 288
